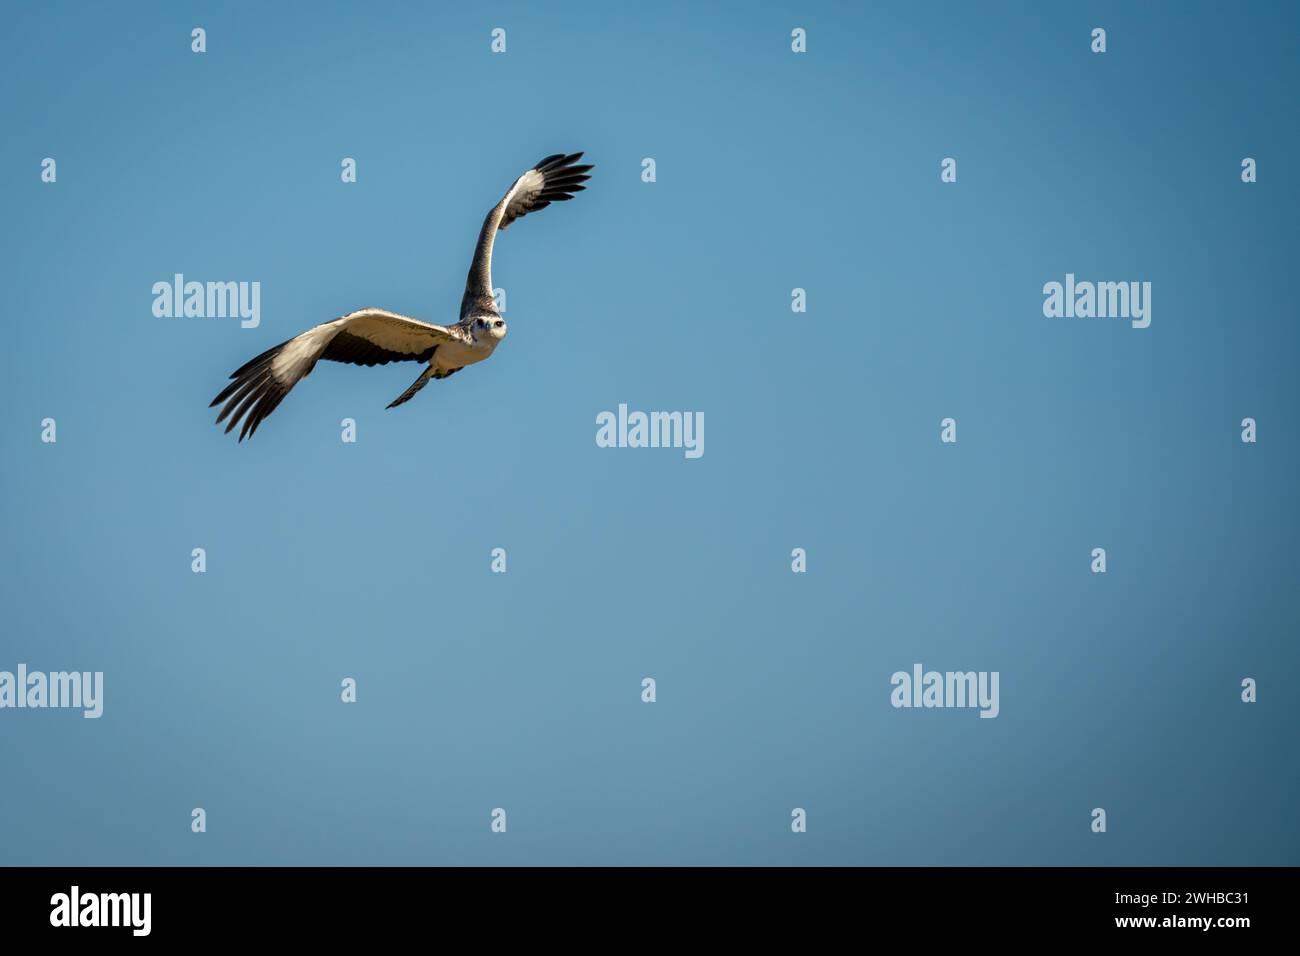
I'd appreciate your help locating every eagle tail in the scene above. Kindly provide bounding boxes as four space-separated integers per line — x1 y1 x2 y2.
388 364 462 409
386 367 437 409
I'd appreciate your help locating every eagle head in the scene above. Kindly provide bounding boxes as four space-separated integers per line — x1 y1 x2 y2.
472 316 508 344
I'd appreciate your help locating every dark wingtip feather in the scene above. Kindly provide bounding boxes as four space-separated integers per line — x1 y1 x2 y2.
211 340 294 441
537 151 587 174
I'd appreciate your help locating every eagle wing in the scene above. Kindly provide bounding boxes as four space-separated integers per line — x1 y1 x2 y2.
210 308 469 441
459 152 593 319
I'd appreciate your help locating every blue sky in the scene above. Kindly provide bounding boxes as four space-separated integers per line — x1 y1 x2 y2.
1 1 1297 865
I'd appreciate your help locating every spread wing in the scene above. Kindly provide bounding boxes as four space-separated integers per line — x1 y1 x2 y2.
209 308 469 441
460 151 593 319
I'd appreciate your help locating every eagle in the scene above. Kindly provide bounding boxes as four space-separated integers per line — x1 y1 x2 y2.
210 152 593 441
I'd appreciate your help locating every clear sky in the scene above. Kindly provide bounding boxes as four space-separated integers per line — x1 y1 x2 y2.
1 0 1297 865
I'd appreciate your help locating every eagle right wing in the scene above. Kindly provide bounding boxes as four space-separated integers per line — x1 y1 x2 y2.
210 308 469 441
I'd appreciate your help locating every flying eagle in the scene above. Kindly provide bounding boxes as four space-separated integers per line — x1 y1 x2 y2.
210 152 593 441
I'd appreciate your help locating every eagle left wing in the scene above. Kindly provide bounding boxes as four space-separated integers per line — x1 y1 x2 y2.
459 152 593 320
